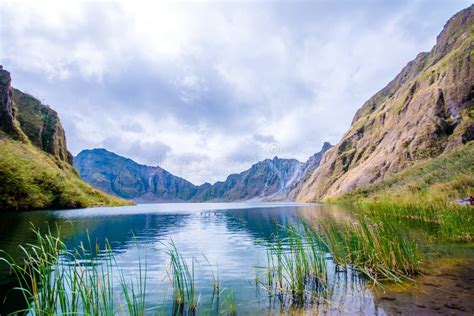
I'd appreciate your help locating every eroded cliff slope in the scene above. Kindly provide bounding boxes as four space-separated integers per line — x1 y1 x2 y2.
294 5 474 201
0 67 130 211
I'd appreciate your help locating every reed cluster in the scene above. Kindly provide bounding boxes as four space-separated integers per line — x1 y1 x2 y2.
0 227 148 315
1 218 424 315
1 227 236 315
259 225 328 307
166 240 198 314
220 289 237 315
359 199 474 242
318 217 421 283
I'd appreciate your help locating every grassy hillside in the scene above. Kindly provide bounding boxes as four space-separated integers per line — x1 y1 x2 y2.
294 6 474 201
0 137 132 211
334 142 473 204
332 142 474 241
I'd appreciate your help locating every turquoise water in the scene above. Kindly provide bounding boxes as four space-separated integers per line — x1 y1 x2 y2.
0 202 386 315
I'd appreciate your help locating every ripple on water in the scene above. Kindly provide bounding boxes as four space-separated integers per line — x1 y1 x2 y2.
0 202 388 315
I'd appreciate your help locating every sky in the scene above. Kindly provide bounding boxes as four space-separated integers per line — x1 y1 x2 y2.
0 0 471 184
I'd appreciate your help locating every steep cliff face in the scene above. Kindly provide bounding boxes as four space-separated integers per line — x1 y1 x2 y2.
0 66 72 163
74 149 198 202
300 142 332 182
13 88 73 163
0 67 23 139
294 5 474 201
0 67 129 211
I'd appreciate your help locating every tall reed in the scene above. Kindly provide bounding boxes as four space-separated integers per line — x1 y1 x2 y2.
165 240 198 314
318 216 421 283
359 199 474 242
259 225 328 307
220 289 237 315
0 226 148 315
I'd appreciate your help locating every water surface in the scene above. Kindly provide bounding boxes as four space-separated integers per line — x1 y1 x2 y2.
0 202 385 315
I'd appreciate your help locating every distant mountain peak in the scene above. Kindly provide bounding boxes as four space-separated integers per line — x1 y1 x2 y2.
322 142 332 150
75 147 327 202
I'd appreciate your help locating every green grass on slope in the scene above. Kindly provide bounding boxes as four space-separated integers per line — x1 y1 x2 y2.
338 142 474 202
0 138 132 211
333 142 474 241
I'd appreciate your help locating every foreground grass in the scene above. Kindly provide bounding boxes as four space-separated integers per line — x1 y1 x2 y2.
166 240 198 314
318 217 421 284
1 228 148 315
1 227 244 315
332 142 474 241
0 138 132 211
258 225 328 306
0 221 426 314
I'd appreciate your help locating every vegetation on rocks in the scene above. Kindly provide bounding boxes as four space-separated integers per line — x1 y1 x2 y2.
293 5 474 201
0 138 131 211
332 142 474 241
0 66 131 211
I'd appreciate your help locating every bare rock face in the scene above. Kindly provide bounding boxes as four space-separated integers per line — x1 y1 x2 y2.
0 66 72 163
294 5 474 201
0 66 22 138
12 88 73 163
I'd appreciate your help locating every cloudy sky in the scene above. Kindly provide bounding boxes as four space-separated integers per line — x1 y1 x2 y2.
0 0 471 184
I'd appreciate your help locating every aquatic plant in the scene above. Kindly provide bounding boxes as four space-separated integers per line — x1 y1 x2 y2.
259 225 328 307
116 238 148 316
358 199 474 242
318 216 421 283
0 226 148 315
2 226 251 315
165 240 199 314
220 289 237 315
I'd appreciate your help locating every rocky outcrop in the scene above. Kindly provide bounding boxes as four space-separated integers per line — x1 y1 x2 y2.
0 66 22 139
294 5 474 201
0 65 72 163
301 142 332 181
12 88 73 163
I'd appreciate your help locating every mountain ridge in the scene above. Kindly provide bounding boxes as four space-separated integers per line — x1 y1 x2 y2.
292 4 474 201
74 143 332 202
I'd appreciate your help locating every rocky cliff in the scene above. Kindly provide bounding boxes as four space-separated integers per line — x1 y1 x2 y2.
0 67 23 140
293 5 474 201
0 66 72 163
12 88 73 163
0 66 130 211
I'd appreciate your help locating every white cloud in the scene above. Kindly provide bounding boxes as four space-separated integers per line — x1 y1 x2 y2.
0 0 471 184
